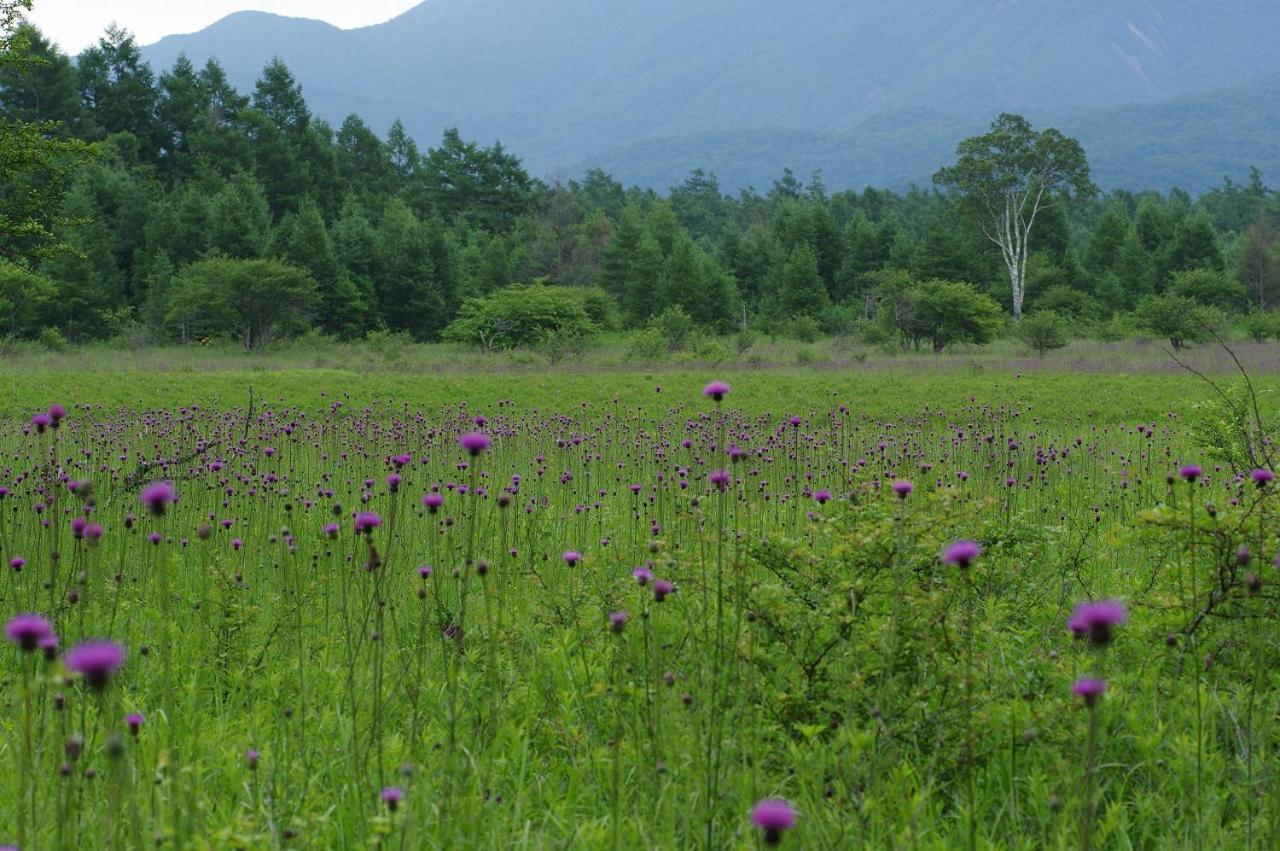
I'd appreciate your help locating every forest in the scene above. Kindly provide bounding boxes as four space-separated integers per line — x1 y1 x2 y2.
2 23 1279 354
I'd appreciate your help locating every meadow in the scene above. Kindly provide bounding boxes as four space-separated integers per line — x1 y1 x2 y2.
1 361 1279 849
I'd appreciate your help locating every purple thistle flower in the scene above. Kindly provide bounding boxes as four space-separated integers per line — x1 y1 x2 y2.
48 403 67 423
703 380 731 401
562 550 582 566
30 412 51 433
65 640 125 689
354 512 381 535
1072 677 1107 708
125 712 145 736
1179 464 1203 482
324 522 339 539
246 749 260 770
139 482 177 516
942 540 981 568
609 610 628 633
633 566 653 585
459 431 492 456
5 613 54 652
422 492 444 513
813 489 832 505
381 786 405 811
891 480 913 498
752 798 797 845
708 469 731 491
1251 468 1274 487
653 579 674 602
1068 600 1128 647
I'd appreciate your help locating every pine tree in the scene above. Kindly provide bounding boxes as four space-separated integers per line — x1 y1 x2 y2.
778 243 829 318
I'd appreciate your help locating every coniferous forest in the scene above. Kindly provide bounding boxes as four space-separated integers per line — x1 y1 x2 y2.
1 23 1278 354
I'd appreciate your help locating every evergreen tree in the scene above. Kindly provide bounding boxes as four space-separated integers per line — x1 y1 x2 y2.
778 243 828 318
252 58 309 135
0 24 81 128
208 172 271 259
76 25 159 150
1166 210 1223 274
273 199 367 337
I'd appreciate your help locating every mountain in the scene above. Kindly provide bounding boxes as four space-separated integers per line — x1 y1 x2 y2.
141 0 1280 192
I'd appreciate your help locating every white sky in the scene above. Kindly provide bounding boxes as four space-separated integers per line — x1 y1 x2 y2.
27 1 424 53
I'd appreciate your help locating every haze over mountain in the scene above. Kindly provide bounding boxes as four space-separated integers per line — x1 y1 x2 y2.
141 0 1280 192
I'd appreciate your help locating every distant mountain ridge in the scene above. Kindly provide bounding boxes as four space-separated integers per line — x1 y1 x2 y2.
140 0 1280 192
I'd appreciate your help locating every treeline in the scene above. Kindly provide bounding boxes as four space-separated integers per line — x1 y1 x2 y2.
1 23 1279 349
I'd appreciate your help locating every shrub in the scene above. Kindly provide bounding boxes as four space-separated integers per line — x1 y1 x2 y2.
37 326 67 351
884 278 1004 352
1134 294 1225 349
691 337 733 364
1240 310 1279 343
626 327 668 363
650 306 695 352
1033 285 1105 322
780 315 822 343
1015 310 1069 357
1169 268 1248 312
442 284 600 350
365 328 413 362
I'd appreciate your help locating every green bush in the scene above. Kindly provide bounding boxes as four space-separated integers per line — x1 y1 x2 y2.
780 315 822 343
1169 268 1248 312
37 326 67 351
649 305 695 352
691 337 733 364
365 328 413 362
626 327 668 363
442 284 600 350
1240 310 1279 343
1134 294 1225 349
1015 310 1069 357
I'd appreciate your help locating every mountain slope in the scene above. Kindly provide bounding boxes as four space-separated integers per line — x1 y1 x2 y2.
140 0 1280 191
580 74 1280 193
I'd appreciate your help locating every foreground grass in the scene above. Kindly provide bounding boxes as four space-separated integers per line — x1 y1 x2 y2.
0 368 1276 848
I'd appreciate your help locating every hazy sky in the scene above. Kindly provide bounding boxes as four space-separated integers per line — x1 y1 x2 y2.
27 1 423 53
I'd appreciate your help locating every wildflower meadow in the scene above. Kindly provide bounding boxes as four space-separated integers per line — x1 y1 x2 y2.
1 367 1278 849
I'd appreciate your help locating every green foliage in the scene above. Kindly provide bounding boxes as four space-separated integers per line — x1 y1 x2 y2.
883 277 1004 352
1169 267 1247 312
1033 285 1106 322
625 326 668 363
0 17 1275 353
0 261 52 336
165 256 316 349
1188 381 1274 470
441 284 600 350
777 243 829 318
35 323 65 350
649 305 694 352
1240 310 1280 343
779 315 822 343
1134 293 1224 349
1015 310 1069 356
935 113 1094 318
0 6 90 264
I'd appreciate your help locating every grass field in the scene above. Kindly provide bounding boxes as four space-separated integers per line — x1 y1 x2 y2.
2 361 1279 848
